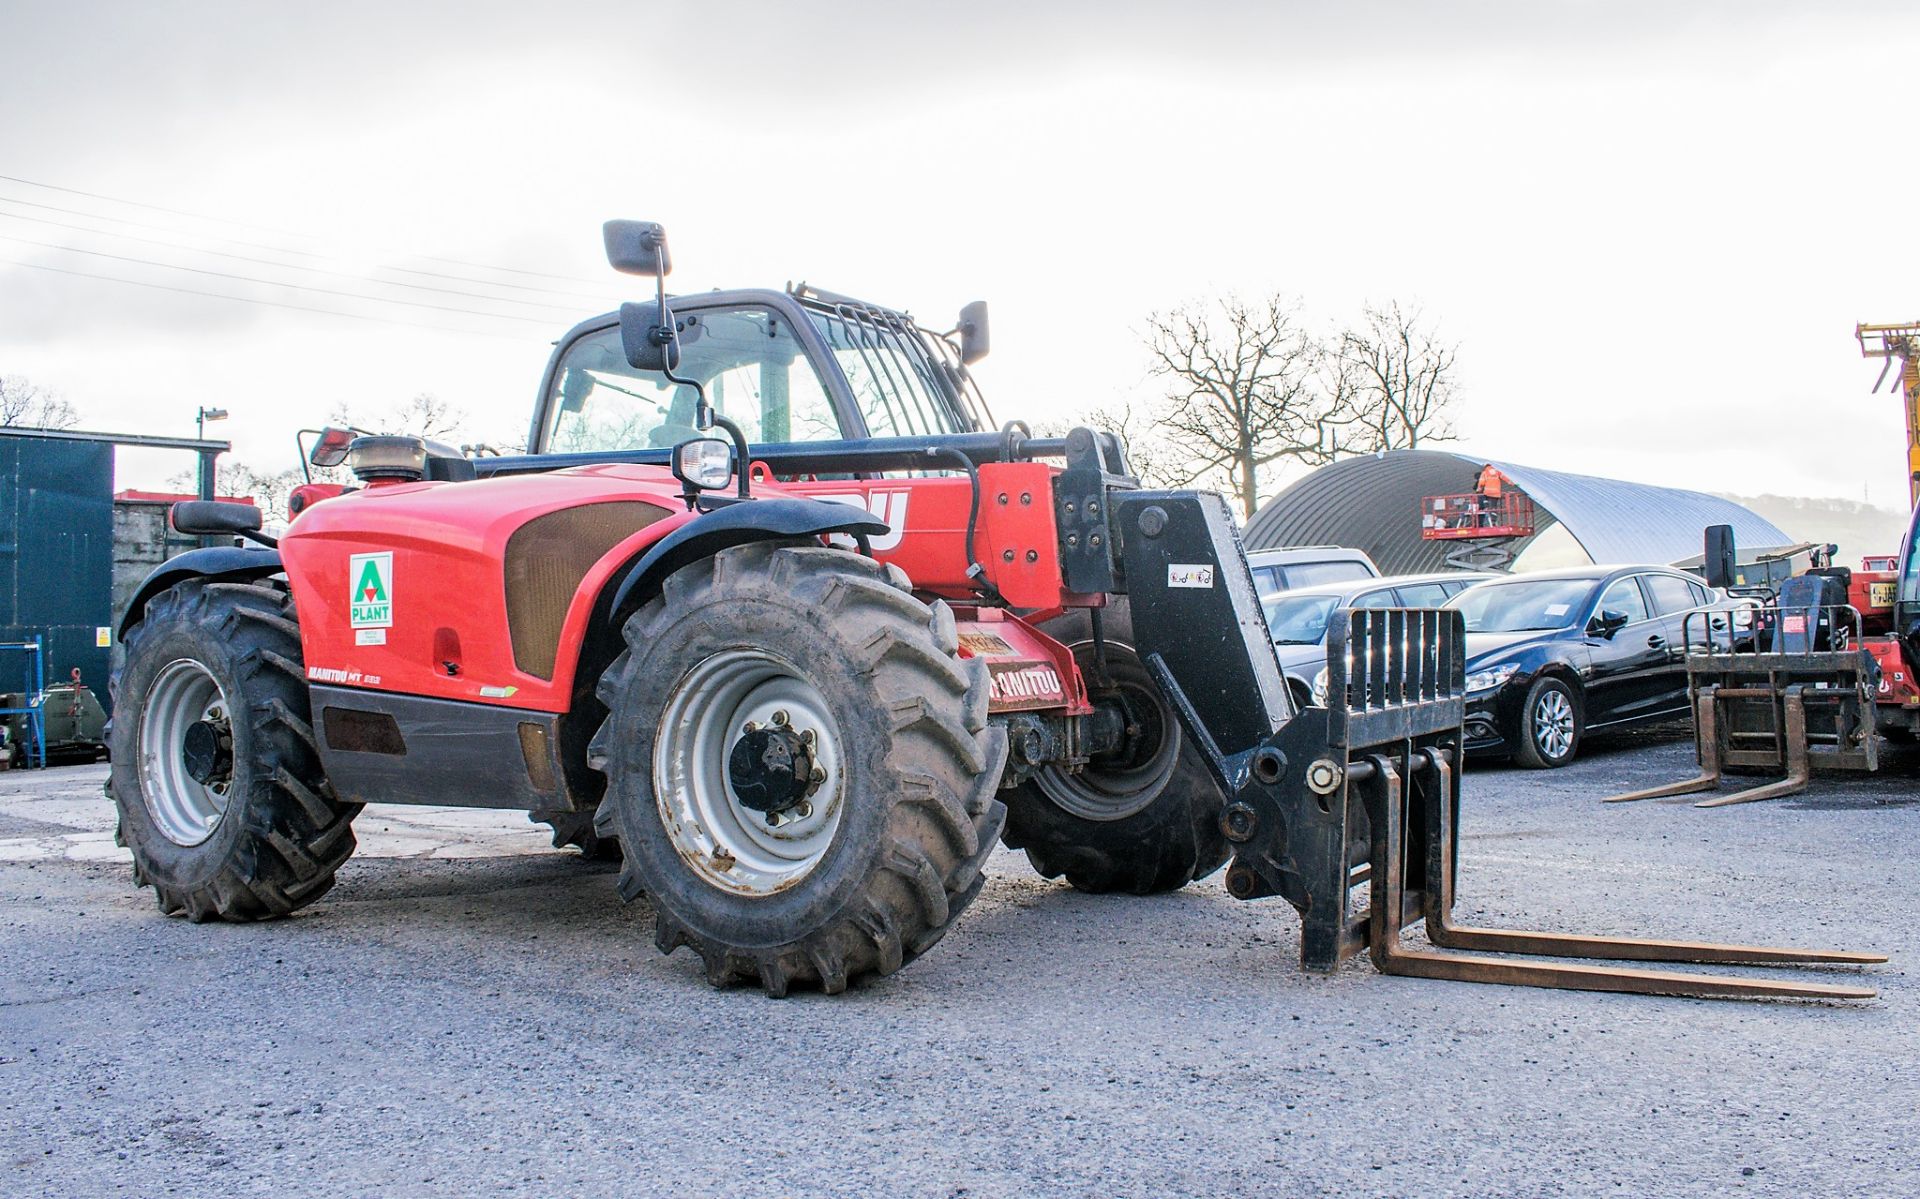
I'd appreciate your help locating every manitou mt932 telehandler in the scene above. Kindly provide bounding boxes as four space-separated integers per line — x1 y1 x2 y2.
109 222 1884 1000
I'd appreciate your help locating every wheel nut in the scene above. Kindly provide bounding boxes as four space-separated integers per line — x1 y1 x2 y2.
810 766 826 785
772 710 789 726
796 801 813 819
801 729 816 745
742 721 759 734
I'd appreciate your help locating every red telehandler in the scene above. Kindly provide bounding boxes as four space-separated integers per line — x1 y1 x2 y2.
108 222 1882 999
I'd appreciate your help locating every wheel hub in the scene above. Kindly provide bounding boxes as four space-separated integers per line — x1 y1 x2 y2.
181 719 233 786
727 722 815 815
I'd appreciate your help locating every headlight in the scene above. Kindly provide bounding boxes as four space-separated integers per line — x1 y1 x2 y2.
1310 668 1329 706
671 437 735 490
1465 663 1519 694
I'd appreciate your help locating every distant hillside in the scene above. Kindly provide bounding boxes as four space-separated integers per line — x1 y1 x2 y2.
1714 493 1911 567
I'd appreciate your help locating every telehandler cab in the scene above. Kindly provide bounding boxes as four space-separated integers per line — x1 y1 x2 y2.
112 221 1883 1000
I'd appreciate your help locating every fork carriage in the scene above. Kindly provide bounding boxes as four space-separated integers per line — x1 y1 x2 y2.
1111 492 1883 1001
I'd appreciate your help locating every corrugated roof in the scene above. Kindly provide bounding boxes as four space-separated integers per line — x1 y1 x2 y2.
1242 449 1793 573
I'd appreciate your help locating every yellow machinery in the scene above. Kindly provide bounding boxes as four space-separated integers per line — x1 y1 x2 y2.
1855 321 1920 506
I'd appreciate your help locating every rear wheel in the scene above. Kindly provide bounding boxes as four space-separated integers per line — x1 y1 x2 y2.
591 542 1008 996
1000 601 1230 894
1513 675 1581 769
108 580 360 920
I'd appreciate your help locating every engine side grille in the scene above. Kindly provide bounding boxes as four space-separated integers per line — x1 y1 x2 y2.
505 501 669 679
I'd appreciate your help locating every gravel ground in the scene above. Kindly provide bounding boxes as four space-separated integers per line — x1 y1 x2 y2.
1 729 1914 1198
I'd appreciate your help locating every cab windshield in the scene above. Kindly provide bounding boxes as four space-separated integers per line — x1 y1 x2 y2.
546 308 843 454
543 301 984 454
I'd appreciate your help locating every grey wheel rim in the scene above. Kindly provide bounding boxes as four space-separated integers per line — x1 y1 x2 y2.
653 648 846 896
137 659 232 846
1532 688 1576 761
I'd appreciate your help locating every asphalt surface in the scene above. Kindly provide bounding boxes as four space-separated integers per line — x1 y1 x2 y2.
1 730 1915 1198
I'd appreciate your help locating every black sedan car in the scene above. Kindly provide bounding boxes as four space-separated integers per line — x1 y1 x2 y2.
1265 572 1493 708
1441 565 1730 768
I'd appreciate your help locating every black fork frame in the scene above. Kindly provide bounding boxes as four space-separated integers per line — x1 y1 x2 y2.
1111 491 1883 1001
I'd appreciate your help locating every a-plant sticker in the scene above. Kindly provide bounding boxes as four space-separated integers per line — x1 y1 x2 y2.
349 552 393 629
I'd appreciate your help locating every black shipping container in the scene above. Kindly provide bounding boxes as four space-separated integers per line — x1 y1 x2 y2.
0 435 115 712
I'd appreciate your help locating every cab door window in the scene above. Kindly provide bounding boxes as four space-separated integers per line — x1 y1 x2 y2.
546 308 841 453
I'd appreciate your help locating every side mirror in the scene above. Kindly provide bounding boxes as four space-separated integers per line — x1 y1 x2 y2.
309 426 356 468
671 437 734 492
558 362 595 414
1704 523 1736 591
603 220 671 277
619 301 680 373
1587 609 1630 638
958 300 989 365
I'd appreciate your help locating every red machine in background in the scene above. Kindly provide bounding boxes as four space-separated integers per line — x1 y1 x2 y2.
1419 472 1537 572
1853 323 1920 736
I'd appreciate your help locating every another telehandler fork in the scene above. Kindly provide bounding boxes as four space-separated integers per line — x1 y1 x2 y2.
1108 491 1884 1001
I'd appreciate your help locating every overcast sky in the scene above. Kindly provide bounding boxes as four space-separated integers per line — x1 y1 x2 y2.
3 1 1918 509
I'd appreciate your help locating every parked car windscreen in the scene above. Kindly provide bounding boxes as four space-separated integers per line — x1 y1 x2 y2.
1266 595 1340 644
1449 577 1597 633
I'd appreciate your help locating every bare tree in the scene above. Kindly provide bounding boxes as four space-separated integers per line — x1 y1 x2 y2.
330 392 467 441
0 375 79 430
1060 399 1190 490
1142 296 1361 518
168 461 306 523
1336 301 1460 452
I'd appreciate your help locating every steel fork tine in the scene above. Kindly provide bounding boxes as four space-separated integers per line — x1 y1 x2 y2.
1694 689 1812 807
1605 689 1722 803
1360 753 1881 1001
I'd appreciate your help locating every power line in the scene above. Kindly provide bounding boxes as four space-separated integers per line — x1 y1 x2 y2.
0 194 615 304
0 234 562 325
0 207 587 314
0 172 615 287
0 256 549 342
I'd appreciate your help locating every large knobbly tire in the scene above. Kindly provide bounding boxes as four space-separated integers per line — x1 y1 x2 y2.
108 580 360 921
1000 600 1229 895
590 541 1009 996
530 807 621 861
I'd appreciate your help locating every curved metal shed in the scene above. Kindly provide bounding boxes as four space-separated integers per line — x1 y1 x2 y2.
1242 449 1792 573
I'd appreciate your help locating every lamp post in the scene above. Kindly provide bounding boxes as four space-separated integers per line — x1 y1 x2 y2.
194 407 228 502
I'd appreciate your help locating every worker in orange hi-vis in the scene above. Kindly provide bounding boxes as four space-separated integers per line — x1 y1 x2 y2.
1474 464 1507 527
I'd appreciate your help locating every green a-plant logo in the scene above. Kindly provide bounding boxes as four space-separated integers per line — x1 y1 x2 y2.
349 552 393 629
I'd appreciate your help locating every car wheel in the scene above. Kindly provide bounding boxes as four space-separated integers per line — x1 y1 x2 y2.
1513 676 1581 769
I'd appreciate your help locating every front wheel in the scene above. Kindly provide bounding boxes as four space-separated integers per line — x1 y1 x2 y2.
108 580 360 920
999 601 1230 894
591 542 1008 996
1512 675 1582 769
